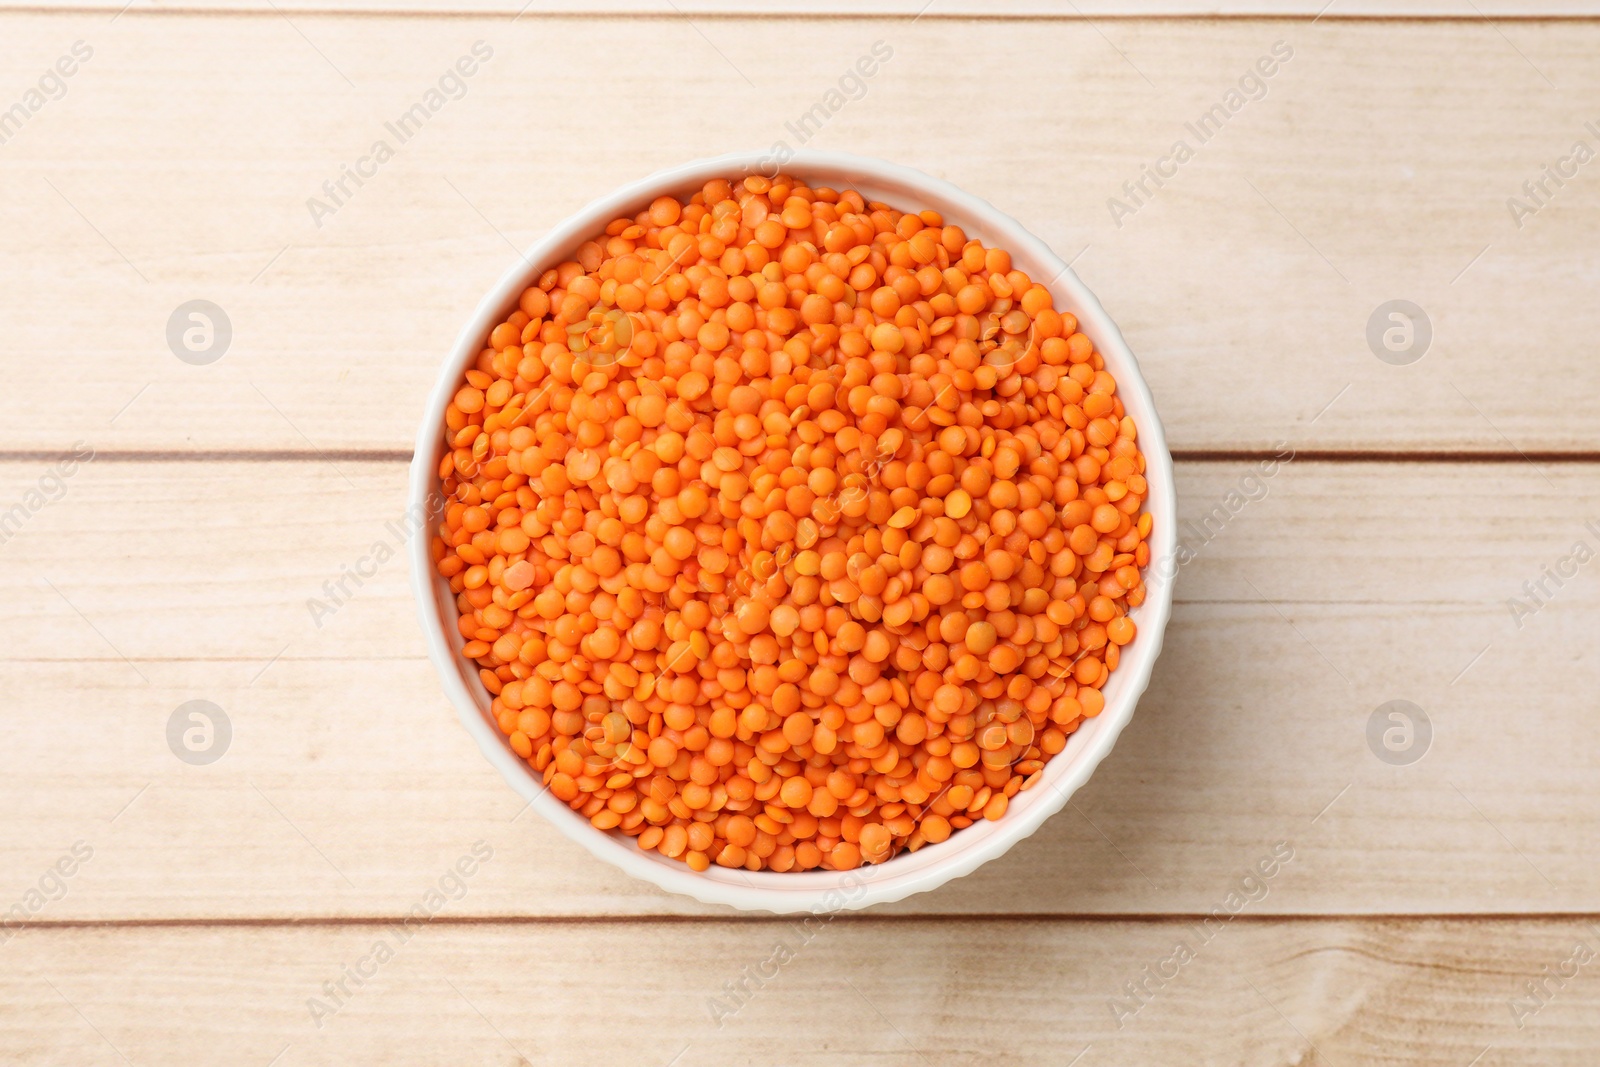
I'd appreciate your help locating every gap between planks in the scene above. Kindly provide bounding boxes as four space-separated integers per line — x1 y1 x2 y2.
6 4 1600 18
4 449 1600 464
12 912 1600 931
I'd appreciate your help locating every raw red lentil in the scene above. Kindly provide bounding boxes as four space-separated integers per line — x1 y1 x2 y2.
433 174 1152 874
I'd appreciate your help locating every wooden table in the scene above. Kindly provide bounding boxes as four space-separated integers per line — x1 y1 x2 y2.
3 2 1598 1062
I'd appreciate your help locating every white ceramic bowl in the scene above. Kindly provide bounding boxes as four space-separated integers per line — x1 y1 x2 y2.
410 150 1175 914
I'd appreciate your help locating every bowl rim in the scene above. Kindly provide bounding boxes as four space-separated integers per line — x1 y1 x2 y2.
408 149 1176 914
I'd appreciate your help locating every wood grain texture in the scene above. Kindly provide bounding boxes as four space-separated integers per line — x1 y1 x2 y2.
0 15 1597 453
2 5 1597 1059
2 457 1595 920
6 918 1600 1065
7 2 1600 15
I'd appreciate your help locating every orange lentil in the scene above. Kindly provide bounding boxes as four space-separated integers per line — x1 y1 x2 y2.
436 174 1152 874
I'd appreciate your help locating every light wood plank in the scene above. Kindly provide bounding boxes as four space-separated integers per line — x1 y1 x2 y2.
1 15 1597 453
5 919 1600 1064
2 457 1596 919
7 2 1600 15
